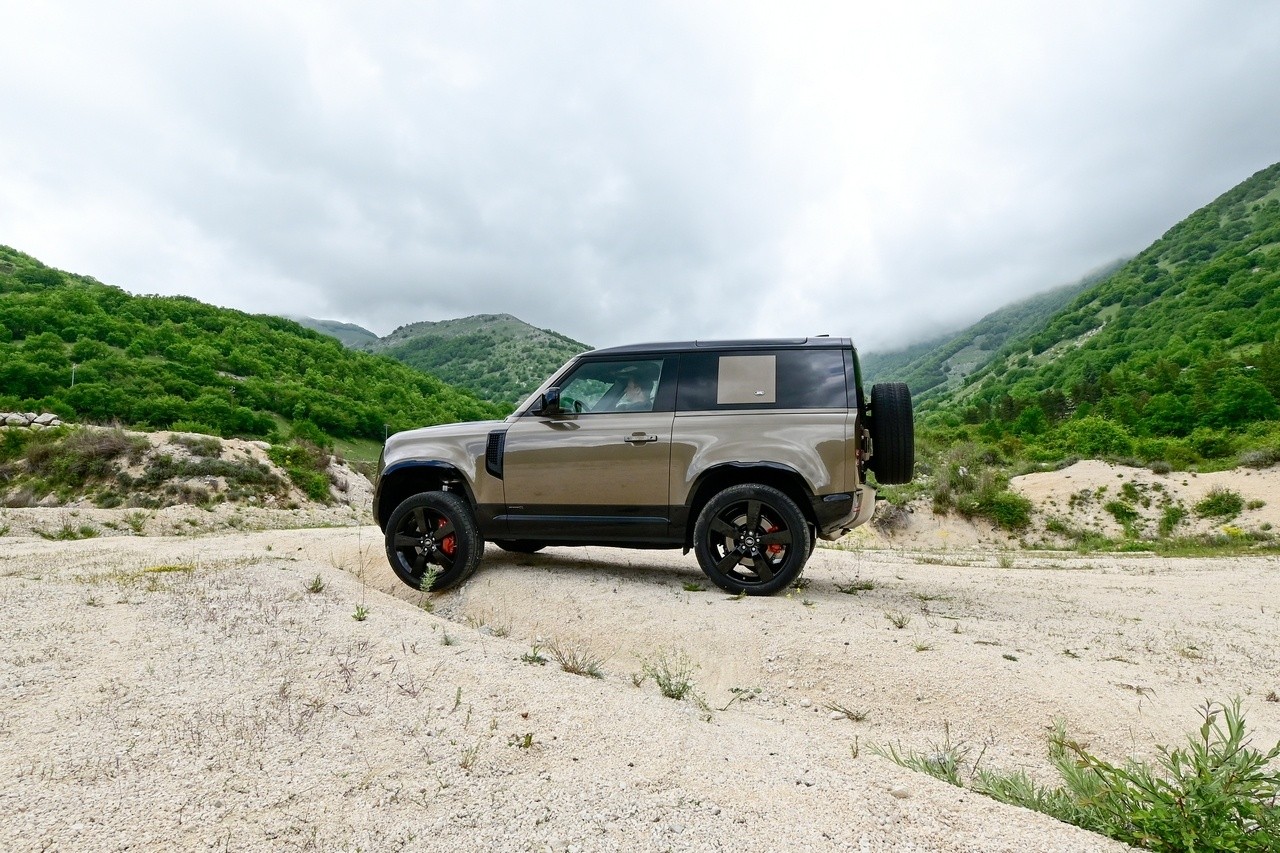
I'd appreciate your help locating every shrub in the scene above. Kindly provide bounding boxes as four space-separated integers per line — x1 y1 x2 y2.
1188 427 1236 460
173 434 223 458
1159 504 1187 537
1238 448 1280 470
24 427 146 487
1195 488 1245 520
266 441 332 503
956 487 1033 530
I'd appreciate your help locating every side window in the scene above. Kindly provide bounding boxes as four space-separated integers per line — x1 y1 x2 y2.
556 358 672 414
677 350 848 411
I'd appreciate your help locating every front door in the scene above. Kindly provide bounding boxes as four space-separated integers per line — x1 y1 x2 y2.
500 356 676 542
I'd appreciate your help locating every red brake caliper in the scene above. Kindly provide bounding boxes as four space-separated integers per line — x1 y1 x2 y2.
437 518 457 556
764 523 783 559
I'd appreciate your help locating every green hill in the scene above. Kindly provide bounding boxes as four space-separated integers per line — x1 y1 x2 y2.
289 316 379 348
0 246 504 446
360 314 590 406
861 261 1122 399
930 161 1280 463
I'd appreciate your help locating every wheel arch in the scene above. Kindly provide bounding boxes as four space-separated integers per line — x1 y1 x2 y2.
682 463 816 548
375 461 476 530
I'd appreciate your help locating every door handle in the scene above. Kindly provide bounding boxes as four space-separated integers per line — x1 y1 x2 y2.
624 433 659 444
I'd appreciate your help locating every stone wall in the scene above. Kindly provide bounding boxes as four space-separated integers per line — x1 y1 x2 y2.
1 412 64 429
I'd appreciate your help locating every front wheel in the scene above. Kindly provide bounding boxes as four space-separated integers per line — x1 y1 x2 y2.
385 491 482 591
693 484 811 595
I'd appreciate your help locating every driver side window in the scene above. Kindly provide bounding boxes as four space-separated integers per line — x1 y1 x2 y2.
558 358 668 414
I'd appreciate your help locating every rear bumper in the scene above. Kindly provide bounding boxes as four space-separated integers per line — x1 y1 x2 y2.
811 485 876 540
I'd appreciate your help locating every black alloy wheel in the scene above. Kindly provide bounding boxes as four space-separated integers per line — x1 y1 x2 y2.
693 484 811 595
384 491 482 591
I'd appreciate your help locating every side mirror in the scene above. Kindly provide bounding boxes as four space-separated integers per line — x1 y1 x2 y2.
540 387 562 415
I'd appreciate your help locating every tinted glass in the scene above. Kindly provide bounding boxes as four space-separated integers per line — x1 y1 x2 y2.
677 350 847 411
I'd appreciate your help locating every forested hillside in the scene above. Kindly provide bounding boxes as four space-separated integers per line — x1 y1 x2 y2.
861 262 1121 399
0 246 503 443
929 161 1280 466
361 314 590 406
290 316 379 348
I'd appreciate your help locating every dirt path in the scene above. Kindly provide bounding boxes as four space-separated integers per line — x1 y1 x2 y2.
3 522 1278 850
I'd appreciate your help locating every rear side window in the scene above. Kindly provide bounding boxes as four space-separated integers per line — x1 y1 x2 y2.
677 349 848 411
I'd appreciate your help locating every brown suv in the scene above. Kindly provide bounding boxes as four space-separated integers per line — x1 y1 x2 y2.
374 338 913 595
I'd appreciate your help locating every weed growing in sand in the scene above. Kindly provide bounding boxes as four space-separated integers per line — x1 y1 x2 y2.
643 650 697 700
441 629 456 646
37 523 99 541
914 642 935 652
837 579 875 594
0 524 8 537
824 702 869 722
305 574 326 594
458 742 481 771
352 604 369 621
549 642 605 679
682 581 706 592
508 732 535 749
520 642 548 666
981 701 1280 852
885 610 911 629
879 700 1280 852
873 722 972 787
718 686 762 711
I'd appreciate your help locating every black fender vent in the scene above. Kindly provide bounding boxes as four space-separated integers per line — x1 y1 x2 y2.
485 430 507 480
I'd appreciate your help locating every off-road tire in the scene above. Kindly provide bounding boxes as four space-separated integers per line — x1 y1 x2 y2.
385 491 482 591
868 382 915 485
693 484 811 596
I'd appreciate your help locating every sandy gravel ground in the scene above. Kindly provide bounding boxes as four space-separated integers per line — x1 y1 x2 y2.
4 507 1279 851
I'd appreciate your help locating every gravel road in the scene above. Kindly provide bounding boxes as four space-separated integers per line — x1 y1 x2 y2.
4 518 1278 851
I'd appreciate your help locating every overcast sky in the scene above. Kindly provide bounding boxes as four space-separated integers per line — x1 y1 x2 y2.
3 2 1278 353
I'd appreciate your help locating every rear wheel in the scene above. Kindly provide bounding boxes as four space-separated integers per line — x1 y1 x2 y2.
868 382 915 485
693 484 811 595
385 491 482 591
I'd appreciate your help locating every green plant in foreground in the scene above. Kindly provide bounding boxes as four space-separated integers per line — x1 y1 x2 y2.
824 702 869 722
881 700 1280 852
885 610 911 629
643 650 697 700
520 642 548 666
549 642 605 678
305 574 325 594
352 604 369 621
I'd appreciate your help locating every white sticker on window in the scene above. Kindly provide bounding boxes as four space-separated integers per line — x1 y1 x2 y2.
717 355 776 405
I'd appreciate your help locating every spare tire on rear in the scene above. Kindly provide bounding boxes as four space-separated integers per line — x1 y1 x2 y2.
868 382 914 485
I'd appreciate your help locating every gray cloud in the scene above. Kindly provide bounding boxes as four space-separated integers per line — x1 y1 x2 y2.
3 2 1279 354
